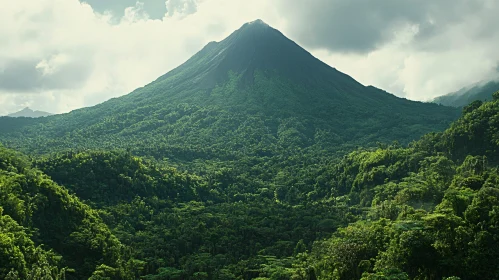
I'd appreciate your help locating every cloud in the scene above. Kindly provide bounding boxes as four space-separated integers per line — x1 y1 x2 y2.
0 55 92 93
275 0 487 53
122 2 151 21
0 60 43 92
81 0 167 20
272 0 499 100
166 0 199 17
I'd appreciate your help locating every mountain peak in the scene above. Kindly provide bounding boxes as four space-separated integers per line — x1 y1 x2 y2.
241 19 270 30
248 19 267 25
229 19 280 43
154 19 352 89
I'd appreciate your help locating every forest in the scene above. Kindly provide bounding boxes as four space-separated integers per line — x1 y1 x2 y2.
1 20 498 280
1 91 498 279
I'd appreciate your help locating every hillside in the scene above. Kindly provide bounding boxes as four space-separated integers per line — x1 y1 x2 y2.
0 20 458 168
432 80 499 107
34 150 345 279
6 107 53 118
308 91 499 279
12 91 498 279
0 145 136 279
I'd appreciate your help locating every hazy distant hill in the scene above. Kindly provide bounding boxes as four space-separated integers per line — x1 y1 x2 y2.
6 107 53 118
432 80 499 107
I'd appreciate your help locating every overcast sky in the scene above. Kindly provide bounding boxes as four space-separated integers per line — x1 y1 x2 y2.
1 0 499 115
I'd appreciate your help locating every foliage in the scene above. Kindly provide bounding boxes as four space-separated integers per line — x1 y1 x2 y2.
308 97 499 279
3 22 499 280
0 146 134 279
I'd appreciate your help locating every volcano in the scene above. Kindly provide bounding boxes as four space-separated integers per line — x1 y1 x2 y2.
0 20 459 161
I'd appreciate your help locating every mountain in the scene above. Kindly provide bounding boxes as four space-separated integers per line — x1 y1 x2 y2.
0 20 459 167
432 80 499 107
6 107 54 118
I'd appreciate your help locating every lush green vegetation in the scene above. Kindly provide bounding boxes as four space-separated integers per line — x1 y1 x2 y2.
0 92 497 279
0 145 140 279
306 91 499 279
2 21 498 279
33 150 349 279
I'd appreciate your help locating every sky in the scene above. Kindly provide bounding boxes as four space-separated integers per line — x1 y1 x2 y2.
1 0 499 115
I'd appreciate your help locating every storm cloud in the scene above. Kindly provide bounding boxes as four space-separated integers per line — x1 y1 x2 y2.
275 0 491 53
0 56 92 93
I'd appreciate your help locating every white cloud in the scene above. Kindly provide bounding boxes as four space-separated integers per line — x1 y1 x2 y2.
36 54 70 76
165 0 199 17
123 2 150 22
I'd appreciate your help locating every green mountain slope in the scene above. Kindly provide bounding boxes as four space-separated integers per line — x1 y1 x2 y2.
0 20 458 166
309 92 499 279
17 91 499 280
432 80 499 107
